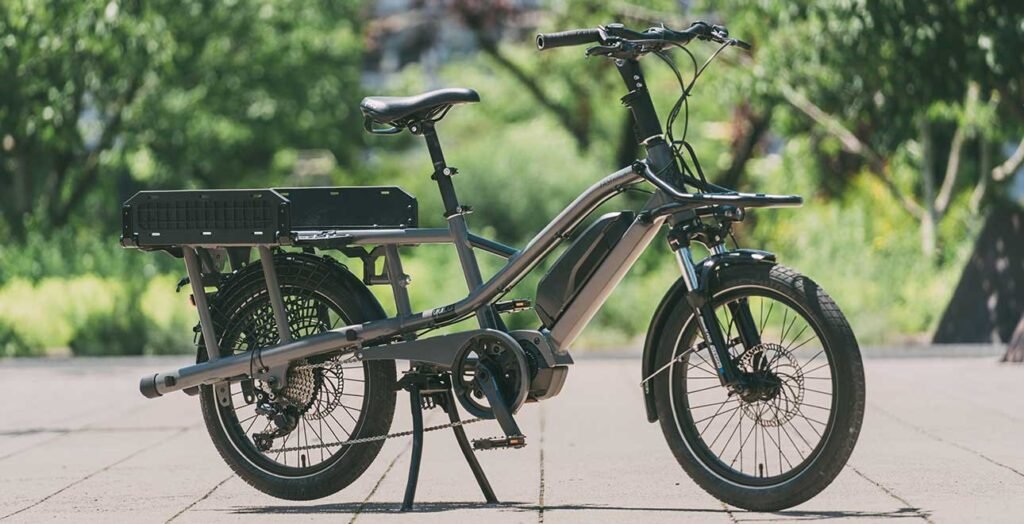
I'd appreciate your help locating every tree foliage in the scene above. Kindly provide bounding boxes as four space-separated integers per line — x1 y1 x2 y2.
0 0 365 240
704 0 1024 257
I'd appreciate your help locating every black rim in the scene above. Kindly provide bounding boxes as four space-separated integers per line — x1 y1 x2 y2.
214 285 371 477
669 286 838 487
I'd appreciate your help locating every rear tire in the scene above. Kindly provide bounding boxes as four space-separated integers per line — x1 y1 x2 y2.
652 263 864 511
198 253 396 500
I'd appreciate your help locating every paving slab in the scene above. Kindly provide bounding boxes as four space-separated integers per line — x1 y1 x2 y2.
0 354 1022 523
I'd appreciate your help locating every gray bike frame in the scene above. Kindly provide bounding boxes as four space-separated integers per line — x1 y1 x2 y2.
142 159 798 397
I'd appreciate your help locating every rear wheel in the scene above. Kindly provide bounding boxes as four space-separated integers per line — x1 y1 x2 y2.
198 254 396 500
652 263 864 511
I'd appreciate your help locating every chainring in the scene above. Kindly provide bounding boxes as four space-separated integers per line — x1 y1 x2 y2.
452 334 530 419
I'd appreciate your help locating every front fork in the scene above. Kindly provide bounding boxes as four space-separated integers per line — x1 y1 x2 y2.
671 236 761 389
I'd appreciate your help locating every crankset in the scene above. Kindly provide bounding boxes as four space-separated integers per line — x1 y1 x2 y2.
451 334 530 446
452 334 530 419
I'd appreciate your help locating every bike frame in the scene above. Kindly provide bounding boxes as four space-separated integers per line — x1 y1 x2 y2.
140 57 802 398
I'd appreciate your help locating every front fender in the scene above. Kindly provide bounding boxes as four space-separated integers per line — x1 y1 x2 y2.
640 248 776 422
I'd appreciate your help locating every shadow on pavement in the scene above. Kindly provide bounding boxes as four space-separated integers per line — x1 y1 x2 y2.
733 507 931 521
231 502 929 519
230 501 727 515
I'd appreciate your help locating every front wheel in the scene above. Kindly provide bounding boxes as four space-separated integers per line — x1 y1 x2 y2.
651 263 865 511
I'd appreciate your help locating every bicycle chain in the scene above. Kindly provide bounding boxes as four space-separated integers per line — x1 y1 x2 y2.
271 417 485 454
261 353 487 454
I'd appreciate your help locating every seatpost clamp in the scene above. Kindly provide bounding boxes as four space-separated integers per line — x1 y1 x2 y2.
444 205 474 219
442 166 459 177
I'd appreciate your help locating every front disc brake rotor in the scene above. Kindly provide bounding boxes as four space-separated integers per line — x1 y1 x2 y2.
738 343 805 427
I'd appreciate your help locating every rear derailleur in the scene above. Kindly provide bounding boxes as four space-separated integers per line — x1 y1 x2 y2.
252 400 300 452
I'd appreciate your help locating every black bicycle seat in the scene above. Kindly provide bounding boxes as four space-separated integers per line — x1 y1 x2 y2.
360 88 480 124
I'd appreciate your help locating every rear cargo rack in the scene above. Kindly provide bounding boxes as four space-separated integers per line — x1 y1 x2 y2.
121 186 417 250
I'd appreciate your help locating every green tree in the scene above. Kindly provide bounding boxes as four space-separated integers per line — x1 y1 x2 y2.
0 0 365 241
707 0 1024 258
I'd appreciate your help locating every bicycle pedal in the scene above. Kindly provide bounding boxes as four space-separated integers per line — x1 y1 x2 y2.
494 299 531 314
472 435 526 450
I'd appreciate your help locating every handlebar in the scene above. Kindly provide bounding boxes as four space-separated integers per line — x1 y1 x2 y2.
535 29 602 50
536 22 751 53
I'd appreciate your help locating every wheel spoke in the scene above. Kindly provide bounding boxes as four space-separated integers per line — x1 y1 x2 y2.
209 284 375 471
706 406 743 449
698 398 738 434
694 404 741 426
784 324 810 351
671 287 842 484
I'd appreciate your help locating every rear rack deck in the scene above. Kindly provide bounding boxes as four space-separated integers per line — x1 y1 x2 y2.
121 186 418 251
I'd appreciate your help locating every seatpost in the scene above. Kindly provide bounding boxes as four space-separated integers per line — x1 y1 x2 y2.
417 122 497 329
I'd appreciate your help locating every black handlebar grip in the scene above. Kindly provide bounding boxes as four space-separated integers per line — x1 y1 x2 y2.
732 39 753 50
536 29 602 50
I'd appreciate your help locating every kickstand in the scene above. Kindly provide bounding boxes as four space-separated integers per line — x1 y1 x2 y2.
399 374 502 512
442 389 498 503
401 385 424 512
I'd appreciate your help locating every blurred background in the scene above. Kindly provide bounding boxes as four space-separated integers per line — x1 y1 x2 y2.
1 0 1022 360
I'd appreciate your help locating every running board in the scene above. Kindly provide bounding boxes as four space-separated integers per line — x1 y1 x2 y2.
140 328 517 398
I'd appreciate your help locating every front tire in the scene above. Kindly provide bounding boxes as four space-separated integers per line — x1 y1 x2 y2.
651 263 865 511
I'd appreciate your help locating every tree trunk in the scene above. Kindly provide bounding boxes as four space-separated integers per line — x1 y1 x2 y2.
934 204 1024 346
718 105 774 190
919 118 938 259
1005 314 1024 363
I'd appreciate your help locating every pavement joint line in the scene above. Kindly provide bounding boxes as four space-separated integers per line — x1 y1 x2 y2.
0 427 192 521
0 433 64 463
537 404 546 524
869 401 1024 480
348 408 441 523
166 474 234 523
348 440 412 524
721 501 740 523
0 402 156 463
0 425 195 437
845 464 933 523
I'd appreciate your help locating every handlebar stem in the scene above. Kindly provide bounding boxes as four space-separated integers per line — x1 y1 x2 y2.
613 59 688 190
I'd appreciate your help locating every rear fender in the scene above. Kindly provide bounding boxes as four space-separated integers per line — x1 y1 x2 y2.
195 252 386 364
640 249 776 422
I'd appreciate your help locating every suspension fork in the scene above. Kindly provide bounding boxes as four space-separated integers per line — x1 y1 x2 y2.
672 243 742 387
711 243 763 351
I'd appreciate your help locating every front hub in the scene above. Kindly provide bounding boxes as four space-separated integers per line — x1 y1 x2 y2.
735 343 805 427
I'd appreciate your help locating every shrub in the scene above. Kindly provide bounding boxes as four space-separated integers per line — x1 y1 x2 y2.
70 304 149 356
0 318 35 357
69 276 195 356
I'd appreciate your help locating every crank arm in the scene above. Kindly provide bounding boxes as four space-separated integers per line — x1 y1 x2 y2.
476 362 523 438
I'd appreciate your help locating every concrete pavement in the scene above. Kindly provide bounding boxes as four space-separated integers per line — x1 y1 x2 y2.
1 354 1022 523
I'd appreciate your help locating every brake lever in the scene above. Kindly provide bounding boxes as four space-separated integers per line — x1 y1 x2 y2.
586 39 651 60
585 43 621 57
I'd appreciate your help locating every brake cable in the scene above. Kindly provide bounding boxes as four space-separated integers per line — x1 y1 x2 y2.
654 40 734 192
